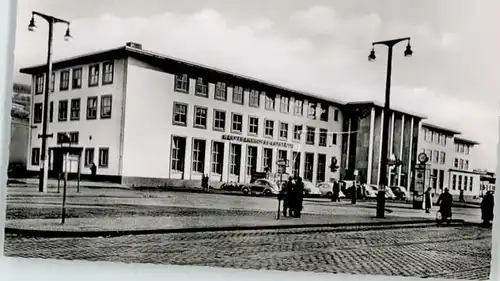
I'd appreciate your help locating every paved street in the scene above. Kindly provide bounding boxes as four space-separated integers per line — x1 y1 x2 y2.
4 225 492 280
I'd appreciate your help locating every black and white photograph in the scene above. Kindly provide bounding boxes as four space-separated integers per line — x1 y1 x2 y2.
3 0 499 280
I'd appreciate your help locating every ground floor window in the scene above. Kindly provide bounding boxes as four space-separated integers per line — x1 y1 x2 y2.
452 175 457 190
192 139 206 173
211 141 224 174
458 175 462 190
84 148 94 167
31 147 40 166
171 136 186 172
98 148 109 168
292 151 300 177
470 177 473 191
304 153 314 181
317 154 326 183
229 144 242 176
246 146 257 175
439 170 444 190
278 150 287 173
464 176 468 192
263 148 273 173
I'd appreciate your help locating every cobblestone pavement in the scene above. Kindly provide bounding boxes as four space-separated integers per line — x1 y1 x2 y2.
4 225 491 280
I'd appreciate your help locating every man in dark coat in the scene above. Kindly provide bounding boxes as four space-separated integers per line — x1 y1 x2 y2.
481 191 494 227
424 187 432 213
292 177 305 218
90 162 97 179
459 189 465 202
332 180 340 202
437 188 453 220
201 174 209 192
282 177 294 217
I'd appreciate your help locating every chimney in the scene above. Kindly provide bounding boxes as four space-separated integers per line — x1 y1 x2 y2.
126 42 142 49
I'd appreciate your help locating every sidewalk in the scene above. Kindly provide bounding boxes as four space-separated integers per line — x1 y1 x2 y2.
10 178 131 190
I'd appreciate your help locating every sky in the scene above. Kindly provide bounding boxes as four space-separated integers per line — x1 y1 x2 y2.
11 0 500 171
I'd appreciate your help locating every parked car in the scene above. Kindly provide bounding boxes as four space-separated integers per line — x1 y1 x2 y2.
364 184 379 198
317 182 346 198
303 180 321 196
384 186 397 199
390 185 409 200
241 179 279 196
219 182 243 192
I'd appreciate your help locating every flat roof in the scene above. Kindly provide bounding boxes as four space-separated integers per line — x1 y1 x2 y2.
454 136 480 145
448 169 483 175
345 101 427 119
421 122 461 135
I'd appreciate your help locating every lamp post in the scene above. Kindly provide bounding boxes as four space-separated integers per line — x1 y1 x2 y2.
28 11 72 193
368 37 413 218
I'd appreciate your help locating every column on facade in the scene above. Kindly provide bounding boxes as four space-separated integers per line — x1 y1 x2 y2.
221 141 230 182
312 153 318 185
345 117 352 170
377 110 385 185
397 115 405 186
183 137 193 180
388 112 395 185
256 145 263 173
286 146 293 175
239 143 247 184
407 117 414 190
367 107 376 185
204 140 212 177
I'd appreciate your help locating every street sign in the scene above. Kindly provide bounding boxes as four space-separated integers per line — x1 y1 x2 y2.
276 159 289 167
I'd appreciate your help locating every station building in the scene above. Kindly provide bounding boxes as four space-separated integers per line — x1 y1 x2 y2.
21 42 347 187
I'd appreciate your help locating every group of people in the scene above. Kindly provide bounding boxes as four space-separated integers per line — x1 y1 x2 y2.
280 176 305 218
423 187 495 227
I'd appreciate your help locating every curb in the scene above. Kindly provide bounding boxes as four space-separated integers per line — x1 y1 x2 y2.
4 218 468 238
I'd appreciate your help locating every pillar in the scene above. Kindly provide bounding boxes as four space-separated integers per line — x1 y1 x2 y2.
367 107 375 184
397 115 405 186
377 110 385 185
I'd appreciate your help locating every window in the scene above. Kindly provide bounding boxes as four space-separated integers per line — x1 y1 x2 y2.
319 129 327 147
248 117 259 135
454 158 458 168
280 96 289 113
72 67 82 89
458 175 462 190
58 100 68 121
293 125 302 141
465 160 469 170
264 120 274 137
70 98 81 121
213 110 226 131
278 150 287 162
452 175 457 190
264 92 275 110
440 152 445 164
470 177 473 191
59 70 70 91
35 74 44 94
306 126 315 145
174 74 189 92
194 106 207 128
50 72 55 92
263 148 273 173
304 153 314 181
31 148 40 165
319 104 328 122
173 102 188 126
307 102 316 119
433 150 438 163
455 143 459 153
249 90 260 107
192 139 206 173
292 152 300 177
332 133 338 145
426 130 432 142
215 82 227 100
33 103 42 123
211 142 224 174
465 145 470 155
440 135 447 146
98 148 109 168
434 132 439 144
88 64 100 87
334 109 339 122
171 137 186 172
279 123 288 139
87 97 98 120
464 177 468 192
229 144 242 176
459 159 464 169
84 148 94 167
231 113 243 133
49 101 54 123
294 100 303 115
459 144 464 153
100 95 112 119
233 86 244 104
102 61 114 84
57 133 69 144
317 154 326 182
69 132 79 144
246 146 258 175
195 78 208 97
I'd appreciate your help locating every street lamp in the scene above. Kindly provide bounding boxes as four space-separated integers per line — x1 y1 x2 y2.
368 37 413 218
29 11 72 193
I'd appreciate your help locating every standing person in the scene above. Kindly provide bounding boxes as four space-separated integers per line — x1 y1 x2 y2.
437 188 453 223
292 177 305 218
282 177 294 217
424 187 432 213
332 180 340 202
481 191 494 227
201 174 209 192
90 162 97 180
459 189 465 202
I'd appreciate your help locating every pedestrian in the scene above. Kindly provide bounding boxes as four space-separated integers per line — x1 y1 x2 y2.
90 162 97 180
424 187 432 213
481 191 494 227
459 189 465 202
332 180 340 202
292 177 305 218
282 177 294 217
437 188 453 223
201 174 209 192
